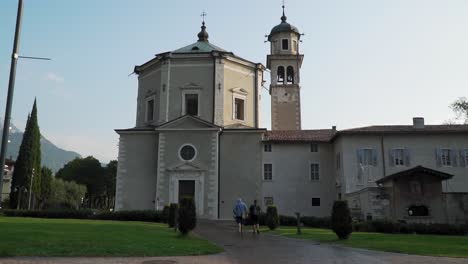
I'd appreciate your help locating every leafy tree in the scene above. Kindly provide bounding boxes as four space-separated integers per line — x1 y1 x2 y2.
46 178 86 209
178 197 196 235
103 160 117 209
450 97 468 124
331 200 352 240
265 205 279 230
56 156 104 208
9 99 41 209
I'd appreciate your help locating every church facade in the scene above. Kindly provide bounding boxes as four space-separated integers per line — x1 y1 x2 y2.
115 8 468 224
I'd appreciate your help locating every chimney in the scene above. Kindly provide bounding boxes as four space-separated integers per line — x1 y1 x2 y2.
413 117 425 128
332 126 337 131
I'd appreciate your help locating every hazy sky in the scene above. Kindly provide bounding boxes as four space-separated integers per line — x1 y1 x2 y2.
0 0 467 163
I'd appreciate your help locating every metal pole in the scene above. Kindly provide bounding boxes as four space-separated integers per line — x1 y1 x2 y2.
28 169 33 209
0 0 23 202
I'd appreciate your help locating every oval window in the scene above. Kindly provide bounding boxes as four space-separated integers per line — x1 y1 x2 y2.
180 145 196 161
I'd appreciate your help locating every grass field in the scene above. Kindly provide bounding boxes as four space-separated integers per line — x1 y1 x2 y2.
269 227 468 258
0 217 222 257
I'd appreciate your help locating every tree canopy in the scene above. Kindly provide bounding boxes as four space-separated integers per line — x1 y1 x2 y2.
451 97 468 124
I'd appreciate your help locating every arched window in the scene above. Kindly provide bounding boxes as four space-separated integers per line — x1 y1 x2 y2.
287 66 294 84
277 66 285 84
408 205 429 216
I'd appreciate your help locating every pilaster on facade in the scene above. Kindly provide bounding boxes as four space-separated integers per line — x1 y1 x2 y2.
115 137 127 210
213 57 225 126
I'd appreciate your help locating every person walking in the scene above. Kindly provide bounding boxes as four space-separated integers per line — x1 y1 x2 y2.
249 200 261 234
233 198 248 233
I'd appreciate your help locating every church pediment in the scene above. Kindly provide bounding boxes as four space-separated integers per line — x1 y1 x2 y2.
157 115 221 130
167 162 205 172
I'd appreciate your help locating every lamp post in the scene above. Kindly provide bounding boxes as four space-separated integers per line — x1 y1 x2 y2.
0 0 50 202
14 185 27 210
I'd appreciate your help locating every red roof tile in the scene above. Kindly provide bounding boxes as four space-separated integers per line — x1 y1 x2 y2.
340 125 468 134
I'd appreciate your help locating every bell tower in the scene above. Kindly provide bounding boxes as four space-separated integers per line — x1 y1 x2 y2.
267 5 303 130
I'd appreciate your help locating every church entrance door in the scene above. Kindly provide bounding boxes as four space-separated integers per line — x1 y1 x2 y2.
178 180 195 202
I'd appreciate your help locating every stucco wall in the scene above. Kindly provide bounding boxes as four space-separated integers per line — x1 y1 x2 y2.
223 60 256 127
262 142 336 217
219 131 263 219
115 132 158 211
339 134 468 194
136 65 162 127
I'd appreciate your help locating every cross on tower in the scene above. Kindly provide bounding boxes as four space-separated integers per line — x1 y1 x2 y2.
201 11 207 23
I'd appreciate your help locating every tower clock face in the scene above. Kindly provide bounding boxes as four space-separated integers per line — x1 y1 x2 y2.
180 145 196 161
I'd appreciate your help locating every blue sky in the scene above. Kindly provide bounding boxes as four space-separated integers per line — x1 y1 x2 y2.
1 0 467 163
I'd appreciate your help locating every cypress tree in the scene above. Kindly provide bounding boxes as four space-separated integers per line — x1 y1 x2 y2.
9 99 41 209
30 99 42 208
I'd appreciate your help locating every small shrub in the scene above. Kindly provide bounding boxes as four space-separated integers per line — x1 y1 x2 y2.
168 203 178 228
178 198 196 235
161 205 170 223
265 205 279 230
331 200 352 240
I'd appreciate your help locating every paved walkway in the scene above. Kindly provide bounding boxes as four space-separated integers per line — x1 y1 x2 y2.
0 220 467 264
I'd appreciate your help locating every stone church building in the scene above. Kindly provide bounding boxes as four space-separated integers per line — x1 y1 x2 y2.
115 8 468 224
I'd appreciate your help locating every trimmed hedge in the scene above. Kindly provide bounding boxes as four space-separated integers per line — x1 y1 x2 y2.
1 209 93 219
265 206 279 230
354 220 468 236
93 210 161 222
301 216 331 229
1 209 163 223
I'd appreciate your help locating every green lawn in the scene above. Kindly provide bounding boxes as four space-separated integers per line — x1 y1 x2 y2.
0 217 222 257
268 227 468 258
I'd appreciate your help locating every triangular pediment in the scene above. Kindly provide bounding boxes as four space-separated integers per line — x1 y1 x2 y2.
157 115 221 130
167 162 205 172
180 82 202 89
230 87 249 95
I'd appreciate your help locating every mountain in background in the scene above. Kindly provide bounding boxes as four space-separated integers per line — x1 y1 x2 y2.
1 123 81 172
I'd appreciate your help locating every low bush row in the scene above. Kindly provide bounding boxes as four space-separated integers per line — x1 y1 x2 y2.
353 220 468 235
1 209 164 222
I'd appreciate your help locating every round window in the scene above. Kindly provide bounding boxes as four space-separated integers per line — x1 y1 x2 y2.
180 145 196 161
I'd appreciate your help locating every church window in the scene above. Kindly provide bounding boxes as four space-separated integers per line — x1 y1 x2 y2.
234 98 245 120
277 66 285 84
264 144 272 152
185 93 199 116
146 98 155 122
310 143 318 152
286 66 294 84
312 197 320 206
179 144 197 162
282 39 289 50
264 197 274 206
263 164 273 180
292 40 297 52
310 163 319 181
